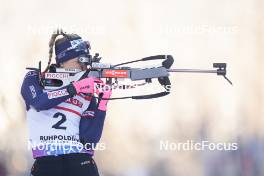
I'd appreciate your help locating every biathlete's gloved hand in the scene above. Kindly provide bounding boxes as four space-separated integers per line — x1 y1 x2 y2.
67 77 101 96
96 83 112 111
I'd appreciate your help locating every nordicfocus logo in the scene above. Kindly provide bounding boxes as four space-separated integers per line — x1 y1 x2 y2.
48 89 69 99
45 73 70 79
159 140 238 151
28 141 106 152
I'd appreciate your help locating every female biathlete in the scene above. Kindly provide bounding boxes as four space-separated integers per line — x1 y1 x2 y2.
21 31 111 176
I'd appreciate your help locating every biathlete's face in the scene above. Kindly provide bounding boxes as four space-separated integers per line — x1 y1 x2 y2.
60 58 87 71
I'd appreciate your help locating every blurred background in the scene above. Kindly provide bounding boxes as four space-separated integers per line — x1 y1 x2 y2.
0 0 263 175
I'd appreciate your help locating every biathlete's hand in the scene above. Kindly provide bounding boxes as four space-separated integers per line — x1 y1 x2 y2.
72 77 102 95
95 81 112 111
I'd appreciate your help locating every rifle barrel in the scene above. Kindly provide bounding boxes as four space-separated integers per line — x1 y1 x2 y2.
168 69 218 74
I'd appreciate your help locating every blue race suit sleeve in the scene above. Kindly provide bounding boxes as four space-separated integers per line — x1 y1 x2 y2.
21 71 73 111
79 97 107 145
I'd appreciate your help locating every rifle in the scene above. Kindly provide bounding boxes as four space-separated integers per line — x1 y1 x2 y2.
27 54 232 100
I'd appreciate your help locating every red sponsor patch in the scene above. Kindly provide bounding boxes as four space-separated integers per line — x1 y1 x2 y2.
65 98 83 108
103 69 129 78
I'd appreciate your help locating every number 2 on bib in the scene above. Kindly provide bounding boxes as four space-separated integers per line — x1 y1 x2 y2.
52 112 67 130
